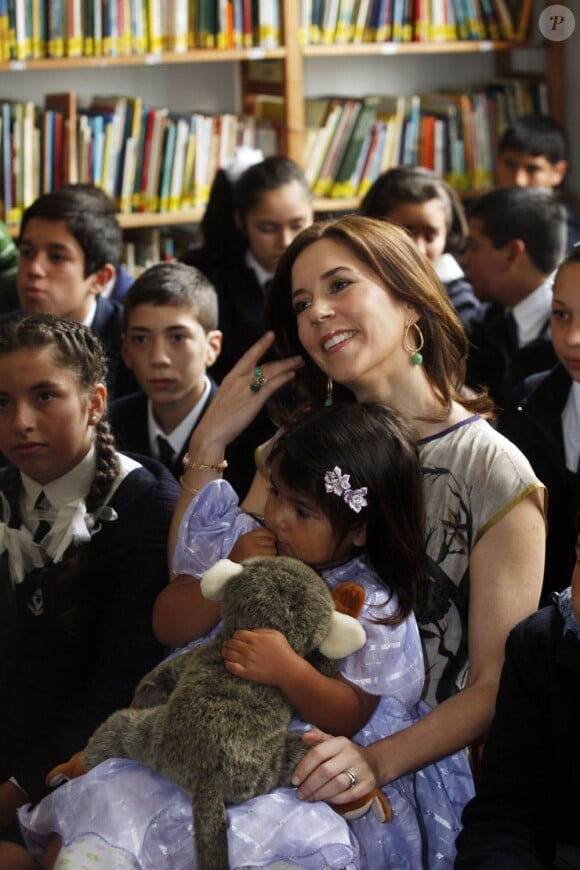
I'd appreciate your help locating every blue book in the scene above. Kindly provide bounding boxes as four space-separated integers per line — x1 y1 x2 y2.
1 102 12 218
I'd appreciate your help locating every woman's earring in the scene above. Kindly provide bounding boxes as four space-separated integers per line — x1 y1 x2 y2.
403 320 425 366
325 377 334 407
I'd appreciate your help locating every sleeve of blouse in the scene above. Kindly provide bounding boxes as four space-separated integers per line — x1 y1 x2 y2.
337 589 425 706
173 479 259 577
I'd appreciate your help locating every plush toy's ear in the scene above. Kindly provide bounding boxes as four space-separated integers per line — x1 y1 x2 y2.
318 611 366 659
200 559 244 601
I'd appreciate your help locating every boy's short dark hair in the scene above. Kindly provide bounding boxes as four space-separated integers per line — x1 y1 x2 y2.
498 114 567 165
122 262 218 333
468 187 566 274
18 185 123 277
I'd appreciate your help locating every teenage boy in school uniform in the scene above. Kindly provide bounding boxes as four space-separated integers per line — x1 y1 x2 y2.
0 185 135 397
463 186 566 414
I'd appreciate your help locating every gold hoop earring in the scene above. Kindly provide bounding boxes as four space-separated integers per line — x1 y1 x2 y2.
325 377 334 407
402 320 425 366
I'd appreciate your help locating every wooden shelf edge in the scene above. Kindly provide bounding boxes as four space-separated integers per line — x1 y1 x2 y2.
0 47 287 72
302 39 526 56
7 208 206 237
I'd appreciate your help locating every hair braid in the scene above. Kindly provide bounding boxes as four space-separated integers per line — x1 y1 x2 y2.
85 418 120 514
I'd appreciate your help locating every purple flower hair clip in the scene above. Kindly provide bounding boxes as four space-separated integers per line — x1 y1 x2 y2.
324 466 367 514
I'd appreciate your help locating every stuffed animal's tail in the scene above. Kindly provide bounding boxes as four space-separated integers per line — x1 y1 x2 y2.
193 773 229 870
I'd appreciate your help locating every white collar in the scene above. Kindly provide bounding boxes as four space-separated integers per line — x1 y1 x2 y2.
21 445 97 516
511 274 554 347
1 451 141 586
245 249 272 292
433 253 464 282
81 296 98 328
148 377 211 457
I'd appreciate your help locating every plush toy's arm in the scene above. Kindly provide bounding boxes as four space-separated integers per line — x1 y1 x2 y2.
46 752 86 788
328 582 392 825
331 582 366 620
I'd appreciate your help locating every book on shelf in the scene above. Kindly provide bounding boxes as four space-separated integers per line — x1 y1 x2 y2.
352 0 372 41
158 119 177 212
330 94 383 198
143 106 169 212
303 97 345 189
45 91 78 185
146 0 163 53
118 0 133 55
168 116 190 211
320 0 340 44
334 0 357 43
66 0 83 57
314 97 363 196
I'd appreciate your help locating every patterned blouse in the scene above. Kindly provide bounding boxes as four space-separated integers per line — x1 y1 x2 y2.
418 414 545 708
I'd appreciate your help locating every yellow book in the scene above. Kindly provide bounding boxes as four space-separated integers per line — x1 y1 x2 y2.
147 0 163 53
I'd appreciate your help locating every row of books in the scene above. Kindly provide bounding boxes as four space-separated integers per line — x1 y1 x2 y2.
303 77 548 198
0 0 282 61
0 92 281 224
299 0 533 44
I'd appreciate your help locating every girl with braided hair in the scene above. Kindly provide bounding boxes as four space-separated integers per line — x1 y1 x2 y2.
0 314 179 860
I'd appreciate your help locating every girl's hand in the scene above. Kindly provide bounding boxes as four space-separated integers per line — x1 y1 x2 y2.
222 628 298 685
189 332 303 456
228 529 277 563
291 731 379 805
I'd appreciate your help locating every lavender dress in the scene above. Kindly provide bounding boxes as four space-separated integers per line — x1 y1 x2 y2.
19 481 474 869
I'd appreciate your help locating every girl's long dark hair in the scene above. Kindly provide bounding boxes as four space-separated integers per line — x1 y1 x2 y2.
270 402 428 623
0 315 119 513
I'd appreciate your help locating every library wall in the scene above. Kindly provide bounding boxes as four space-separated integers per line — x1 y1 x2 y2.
0 64 239 115
303 53 503 99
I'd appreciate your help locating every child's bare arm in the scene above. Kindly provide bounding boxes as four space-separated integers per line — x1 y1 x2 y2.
222 629 378 736
152 574 221 647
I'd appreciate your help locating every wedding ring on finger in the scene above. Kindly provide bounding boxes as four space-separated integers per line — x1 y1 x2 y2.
343 768 357 790
249 366 268 393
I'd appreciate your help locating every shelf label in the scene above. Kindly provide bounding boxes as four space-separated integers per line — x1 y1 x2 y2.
145 53 162 65
9 61 27 70
248 49 266 59
478 41 493 51
379 44 397 54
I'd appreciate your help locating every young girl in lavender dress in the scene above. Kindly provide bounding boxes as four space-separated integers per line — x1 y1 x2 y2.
18 403 475 870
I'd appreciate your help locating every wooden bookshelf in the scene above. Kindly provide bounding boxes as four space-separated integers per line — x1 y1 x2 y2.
0 1 565 232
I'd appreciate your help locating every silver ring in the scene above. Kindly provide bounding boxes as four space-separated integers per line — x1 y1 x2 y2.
343 768 357 790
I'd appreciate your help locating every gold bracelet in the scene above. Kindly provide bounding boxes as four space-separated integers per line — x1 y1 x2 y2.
179 476 200 497
182 452 228 472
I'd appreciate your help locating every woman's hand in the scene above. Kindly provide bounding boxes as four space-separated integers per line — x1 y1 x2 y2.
291 730 380 805
189 332 303 457
228 529 277 563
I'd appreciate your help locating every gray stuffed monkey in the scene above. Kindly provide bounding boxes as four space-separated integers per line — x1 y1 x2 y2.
47 555 369 870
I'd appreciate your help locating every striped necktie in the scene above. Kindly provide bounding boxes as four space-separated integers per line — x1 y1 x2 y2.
156 435 176 471
33 491 51 543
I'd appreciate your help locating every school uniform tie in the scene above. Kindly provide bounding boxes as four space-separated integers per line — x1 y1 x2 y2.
33 491 52 543
156 435 176 471
505 310 519 351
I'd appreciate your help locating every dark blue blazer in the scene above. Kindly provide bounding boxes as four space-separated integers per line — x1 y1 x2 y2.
456 602 580 868
109 380 273 500
465 303 556 414
500 364 580 601
109 381 219 479
0 455 179 803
